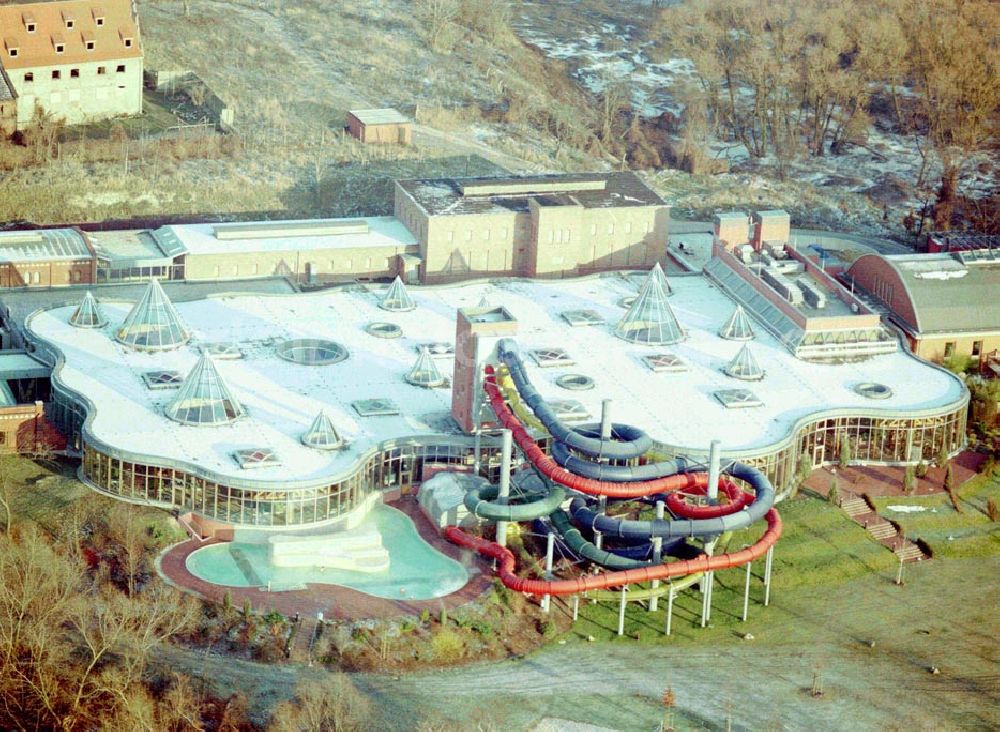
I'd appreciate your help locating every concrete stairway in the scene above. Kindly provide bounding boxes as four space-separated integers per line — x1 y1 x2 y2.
867 520 898 541
840 496 870 518
289 616 320 664
838 493 930 563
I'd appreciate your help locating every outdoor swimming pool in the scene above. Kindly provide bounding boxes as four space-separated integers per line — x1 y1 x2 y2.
185 504 469 600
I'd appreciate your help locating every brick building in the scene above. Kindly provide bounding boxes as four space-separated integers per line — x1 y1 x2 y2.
0 0 143 130
0 228 97 288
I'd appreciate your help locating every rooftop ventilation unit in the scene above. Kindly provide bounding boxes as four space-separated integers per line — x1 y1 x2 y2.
69 291 107 329
614 263 684 345
212 220 370 240
416 342 454 357
301 411 346 450
115 279 189 352
165 354 245 426
723 344 765 381
379 276 416 312
718 304 755 341
405 346 448 388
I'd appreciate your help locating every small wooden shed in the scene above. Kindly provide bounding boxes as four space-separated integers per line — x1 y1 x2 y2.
346 108 412 145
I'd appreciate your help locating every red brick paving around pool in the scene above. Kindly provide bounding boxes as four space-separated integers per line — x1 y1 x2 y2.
157 497 494 619
804 450 986 499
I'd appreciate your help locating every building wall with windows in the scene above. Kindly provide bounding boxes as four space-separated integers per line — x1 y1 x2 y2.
0 0 143 130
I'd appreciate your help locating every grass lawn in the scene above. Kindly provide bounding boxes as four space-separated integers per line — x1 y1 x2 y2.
56 89 196 143
872 472 1000 559
567 495 901 645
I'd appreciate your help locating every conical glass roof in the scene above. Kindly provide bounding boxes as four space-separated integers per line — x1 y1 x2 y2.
69 291 106 328
379 276 416 312
723 344 765 381
613 263 684 345
301 411 345 450
165 354 245 426
405 346 446 387
719 304 755 341
115 279 189 351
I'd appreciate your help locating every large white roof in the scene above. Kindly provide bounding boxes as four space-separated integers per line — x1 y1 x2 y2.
27 274 965 487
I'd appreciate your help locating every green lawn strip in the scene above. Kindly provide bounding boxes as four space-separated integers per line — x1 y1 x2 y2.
871 475 1000 559
566 496 896 644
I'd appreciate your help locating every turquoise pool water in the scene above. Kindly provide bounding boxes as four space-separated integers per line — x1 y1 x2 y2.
185 504 469 600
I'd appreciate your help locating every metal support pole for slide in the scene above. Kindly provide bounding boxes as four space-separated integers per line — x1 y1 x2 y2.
618 585 627 637
572 595 579 621
665 586 675 636
496 429 511 548
764 545 774 606
473 428 481 475
700 571 713 628
707 439 722 503
649 535 663 612
594 530 603 550
598 400 611 516
542 531 555 613
742 560 752 622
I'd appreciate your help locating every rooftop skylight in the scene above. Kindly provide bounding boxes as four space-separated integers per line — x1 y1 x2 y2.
713 389 763 409
549 399 590 421
352 399 400 417
142 370 183 390
165 355 245 426
115 279 189 352
199 342 243 359
614 263 684 345
365 322 403 339
530 347 575 368
723 344 765 381
642 353 688 372
405 347 448 388
555 373 595 390
379 276 416 312
276 339 348 366
69 291 107 329
232 448 280 469
301 411 345 450
561 309 605 327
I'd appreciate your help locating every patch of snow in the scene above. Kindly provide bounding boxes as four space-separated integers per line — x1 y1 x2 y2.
885 505 929 513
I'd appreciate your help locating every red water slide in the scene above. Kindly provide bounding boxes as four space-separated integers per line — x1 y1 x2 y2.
482 366 705 499
444 508 781 596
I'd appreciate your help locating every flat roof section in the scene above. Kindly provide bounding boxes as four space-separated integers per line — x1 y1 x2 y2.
0 229 91 264
89 230 176 269
27 272 965 489
155 216 416 256
397 172 666 217
348 109 411 126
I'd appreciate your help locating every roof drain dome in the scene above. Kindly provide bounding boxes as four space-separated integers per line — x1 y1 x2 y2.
379 276 417 312
723 344 765 381
613 263 684 345
405 346 447 388
301 411 345 450
719 304 755 341
115 279 189 351
165 354 245 425
69 291 107 328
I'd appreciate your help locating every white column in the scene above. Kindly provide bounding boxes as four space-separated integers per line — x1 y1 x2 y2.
542 531 555 613
618 585 627 636
665 586 675 636
496 429 512 548
742 559 752 621
764 545 774 606
572 595 579 621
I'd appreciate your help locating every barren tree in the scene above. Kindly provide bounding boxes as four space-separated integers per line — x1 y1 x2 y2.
414 0 460 53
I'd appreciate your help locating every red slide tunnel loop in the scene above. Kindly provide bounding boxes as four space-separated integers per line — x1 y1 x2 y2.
483 367 705 499
665 480 753 519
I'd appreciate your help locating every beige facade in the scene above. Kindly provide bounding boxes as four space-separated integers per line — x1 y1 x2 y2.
394 173 670 284
181 246 408 284
0 0 143 130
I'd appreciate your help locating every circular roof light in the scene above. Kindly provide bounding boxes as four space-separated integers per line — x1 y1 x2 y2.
854 382 893 400
276 338 348 366
365 322 402 339
556 373 595 391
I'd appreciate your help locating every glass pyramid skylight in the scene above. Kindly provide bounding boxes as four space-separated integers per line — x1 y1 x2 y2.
613 263 684 345
405 346 447 388
719 304 755 341
379 276 416 312
301 411 345 450
115 279 189 351
723 344 765 381
165 354 245 426
69 291 106 328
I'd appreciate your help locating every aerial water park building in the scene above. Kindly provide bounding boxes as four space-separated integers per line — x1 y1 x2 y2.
25 259 967 534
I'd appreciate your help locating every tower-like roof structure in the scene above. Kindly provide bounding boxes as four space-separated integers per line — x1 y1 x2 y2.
301 411 345 450
115 279 189 351
613 263 684 345
165 354 245 426
405 346 447 388
719 304 755 341
723 344 765 381
69 291 107 329
379 276 417 312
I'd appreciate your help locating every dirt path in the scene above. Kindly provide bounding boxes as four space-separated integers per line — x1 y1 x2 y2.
154 556 999 730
